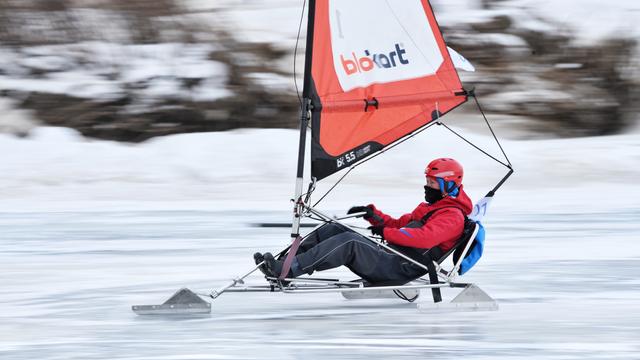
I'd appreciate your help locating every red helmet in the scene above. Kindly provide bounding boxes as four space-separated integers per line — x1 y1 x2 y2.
425 158 464 193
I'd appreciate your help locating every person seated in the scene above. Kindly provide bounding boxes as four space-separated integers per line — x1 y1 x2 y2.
254 158 472 284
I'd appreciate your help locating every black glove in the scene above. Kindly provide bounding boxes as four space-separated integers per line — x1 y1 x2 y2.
347 205 374 219
368 225 385 238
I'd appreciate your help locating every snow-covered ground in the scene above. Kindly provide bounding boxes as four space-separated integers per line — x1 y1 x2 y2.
184 0 640 46
2 0 639 106
0 42 230 103
1 114 639 215
1 123 639 359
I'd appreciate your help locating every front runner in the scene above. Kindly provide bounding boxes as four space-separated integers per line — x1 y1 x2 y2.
254 158 473 284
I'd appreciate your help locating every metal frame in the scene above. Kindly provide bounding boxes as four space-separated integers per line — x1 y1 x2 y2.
134 1 504 315
209 204 480 301
257 0 490 302
221 279 471 295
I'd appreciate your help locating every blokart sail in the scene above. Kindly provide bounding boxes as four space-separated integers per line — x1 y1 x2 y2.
307 0 468 180
132 0 513 315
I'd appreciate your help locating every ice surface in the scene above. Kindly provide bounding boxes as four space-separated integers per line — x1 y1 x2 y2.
0 208 639 359
0 125 639 358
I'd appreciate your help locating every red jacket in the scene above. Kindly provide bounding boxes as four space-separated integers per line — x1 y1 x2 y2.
367 186 473 252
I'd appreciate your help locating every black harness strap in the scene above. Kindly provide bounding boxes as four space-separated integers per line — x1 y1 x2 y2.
393 245 443 302
391 206 466 303
424 252 442 303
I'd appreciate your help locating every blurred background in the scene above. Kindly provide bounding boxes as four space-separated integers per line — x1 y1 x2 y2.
1 0 638 141
2 2 640 359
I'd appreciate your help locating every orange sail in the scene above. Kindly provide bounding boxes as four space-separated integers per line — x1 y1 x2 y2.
307 0 467 180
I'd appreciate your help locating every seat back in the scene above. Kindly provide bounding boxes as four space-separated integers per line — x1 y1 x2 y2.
436 218 478 264
450 220 481 276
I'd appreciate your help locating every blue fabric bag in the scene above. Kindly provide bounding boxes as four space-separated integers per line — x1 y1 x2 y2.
459 221 485 275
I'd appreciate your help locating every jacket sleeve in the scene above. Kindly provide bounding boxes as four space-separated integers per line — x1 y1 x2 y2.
382 208 465 248
365 204 413 228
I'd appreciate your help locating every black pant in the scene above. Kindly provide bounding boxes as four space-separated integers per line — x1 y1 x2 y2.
293 223 426 284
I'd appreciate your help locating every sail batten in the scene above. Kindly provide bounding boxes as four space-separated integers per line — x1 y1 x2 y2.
320 91 466 112
308 0 466 180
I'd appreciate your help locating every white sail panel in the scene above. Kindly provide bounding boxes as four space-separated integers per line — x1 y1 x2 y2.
329 0 443 92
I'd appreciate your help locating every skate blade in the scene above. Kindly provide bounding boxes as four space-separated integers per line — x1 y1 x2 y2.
132 288 211 315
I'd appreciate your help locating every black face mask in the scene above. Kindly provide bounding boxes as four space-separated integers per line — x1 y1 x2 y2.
424 185 443 204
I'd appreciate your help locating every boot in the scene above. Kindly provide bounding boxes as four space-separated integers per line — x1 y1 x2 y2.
253 252 270 277
263 252 290 278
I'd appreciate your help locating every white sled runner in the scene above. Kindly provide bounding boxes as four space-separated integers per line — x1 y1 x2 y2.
132 0 513 315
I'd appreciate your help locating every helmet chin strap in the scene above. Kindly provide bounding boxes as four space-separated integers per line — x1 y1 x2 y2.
436 177 460 198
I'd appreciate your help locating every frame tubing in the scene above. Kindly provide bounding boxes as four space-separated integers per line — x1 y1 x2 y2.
291 99 311 238
222 282 471 294
447 224 480 281
209 222 326 299
221 281 472 295
291 0 316 238
283 283 458 294
210 264 263 299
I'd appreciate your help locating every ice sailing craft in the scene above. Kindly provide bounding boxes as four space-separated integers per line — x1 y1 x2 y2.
133 0 513 315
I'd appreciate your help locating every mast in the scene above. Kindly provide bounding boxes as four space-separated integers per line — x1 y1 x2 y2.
290 0 316 239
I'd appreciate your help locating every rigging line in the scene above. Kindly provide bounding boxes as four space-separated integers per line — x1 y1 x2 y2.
305 214 326 221
437 122 510 169
313 166 356 207
293 0 307 109
312 121 440 207
472 95 513 167
355 121 439 164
